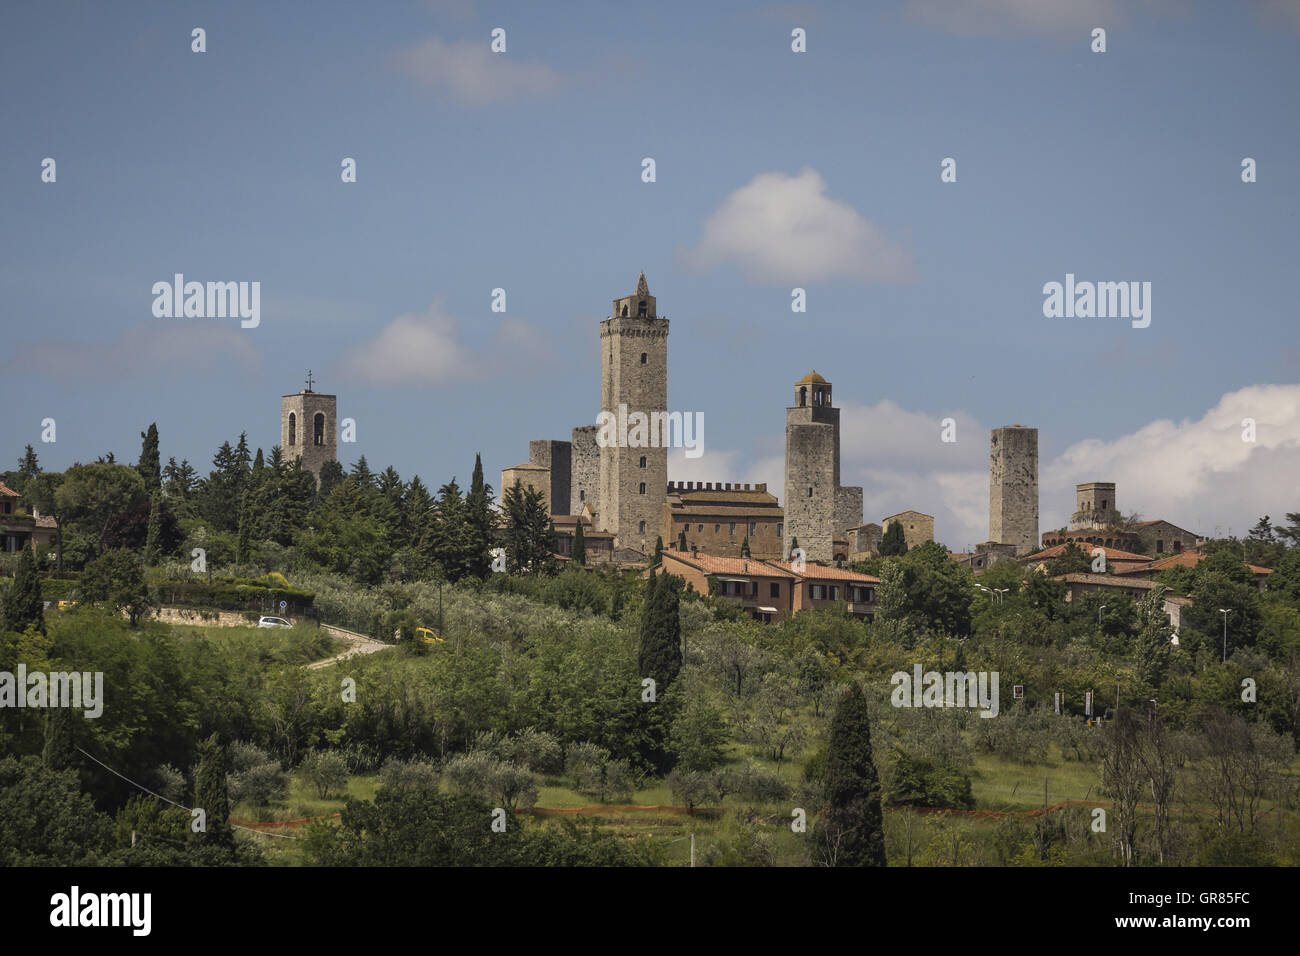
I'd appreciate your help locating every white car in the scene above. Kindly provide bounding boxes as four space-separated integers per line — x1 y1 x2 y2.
257 616 293 628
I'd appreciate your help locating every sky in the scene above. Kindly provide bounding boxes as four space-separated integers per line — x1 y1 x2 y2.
2 0 1298 551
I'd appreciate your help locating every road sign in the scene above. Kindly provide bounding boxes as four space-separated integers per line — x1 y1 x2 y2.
1013 685 1024 700
1085 690 1093 716
280 600 287 610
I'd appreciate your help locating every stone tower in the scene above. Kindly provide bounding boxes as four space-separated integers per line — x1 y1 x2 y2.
282 379 337 486
784 371 842 564
1072 481 1120 530
989 425 1039 555
597 273 668 553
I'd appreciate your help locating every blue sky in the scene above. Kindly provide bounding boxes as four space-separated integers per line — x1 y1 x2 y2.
2 0 1298 549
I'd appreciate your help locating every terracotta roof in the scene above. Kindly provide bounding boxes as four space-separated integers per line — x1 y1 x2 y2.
764 561 880 583
1053 573 1159 589
0 482 19 497
661 551 794 579
1024 542 1150 562
671 490 780 506
1127 552 1272 575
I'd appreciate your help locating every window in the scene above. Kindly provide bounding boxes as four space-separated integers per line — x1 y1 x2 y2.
639 456 646 468
640 352 647 365
777 523 783 537
579 490 585 502
1156 539 1164 553
829 586 840 601
1173 540 1183 553
751 581 759 597
1101 499 1108 510
638 300 647 317
288 412 296 446
313 412 325 446
808 487 813 498
621 305 628 316
750 522 756 535
714 524 720 533
770 582 780 598
729 522 736 534
697 524 704 532
810 584 827 600
639 483 646 495
799 386 807 405
639 521 646 533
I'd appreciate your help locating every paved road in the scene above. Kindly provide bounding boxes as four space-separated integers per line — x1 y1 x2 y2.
306 623 390 669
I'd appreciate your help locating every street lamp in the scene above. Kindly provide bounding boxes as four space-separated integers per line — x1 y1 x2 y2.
1098 604 1107 627
1219 608 1232 662
993 588 1009 604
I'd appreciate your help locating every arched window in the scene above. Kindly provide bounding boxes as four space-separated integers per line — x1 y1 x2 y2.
639 521 646 533
640 352 647 365
288 413 296 446
799 386 807 406
639 456 646 468
621 305 628 316
637 300 647 317
313 412 325 446
639 482 646 494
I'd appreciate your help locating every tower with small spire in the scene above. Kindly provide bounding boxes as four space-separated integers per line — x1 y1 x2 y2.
784 370 860 563
281 371 337 487
597 273 668 553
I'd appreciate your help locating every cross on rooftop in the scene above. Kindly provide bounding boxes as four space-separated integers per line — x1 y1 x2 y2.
305 370 315 392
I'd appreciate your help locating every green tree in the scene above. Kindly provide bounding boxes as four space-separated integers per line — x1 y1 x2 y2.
2 546 44 634
502 479 554 575
880 521 907 556
193 733 234 847
1134 585 1174 688
317 459 345 501
143 490 163 565
815 683 886 867
740 535 751 558
638 571 682 692
652 535 663 565
677 529 688 552
79 549 154 625
0 756 111 865
15 445 40 492
54 462 147 557
137 423 162 495
466 454 496 579
42 707 77 771
572 520 586 566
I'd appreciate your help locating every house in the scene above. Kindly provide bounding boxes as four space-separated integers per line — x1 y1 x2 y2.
550 514 615 564
765 560 880 621
0 482 57 554
1052 573 1162 602
1022 542 1152 575
659 551 795 622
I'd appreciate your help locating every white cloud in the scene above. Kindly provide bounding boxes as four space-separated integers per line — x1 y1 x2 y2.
394 36 564 105
3 323 261 381
679 168 915 284
680 384 1300 553
333 300 549 387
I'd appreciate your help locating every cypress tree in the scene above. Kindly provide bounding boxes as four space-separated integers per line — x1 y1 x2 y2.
466 453 496 578
638 571 682 692
137 423 162 495
3 546 44 634
572 520 586 565
42 706 77 771
143 491 163 566
194 733 234 847
653 535 663 566
235 495 253 565
880 521 907 556
740 535 751 558
677 530 688 552
815 683 886 866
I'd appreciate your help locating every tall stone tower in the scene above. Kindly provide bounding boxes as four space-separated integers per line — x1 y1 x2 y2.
1072 481 1120 530
282 376 337 486
784 371 842 564
597 273 668 553
989 425 1039 555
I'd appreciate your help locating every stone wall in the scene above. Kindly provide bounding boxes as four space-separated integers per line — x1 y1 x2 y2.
570 425 600 517
834 486 863 537
784 419 837 563
529 439 572 516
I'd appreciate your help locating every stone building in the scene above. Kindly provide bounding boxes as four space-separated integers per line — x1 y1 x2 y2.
847 523 882 562
569 425 600 517
500 462 551 513
528 440 571 517
988 425 1038 555
1072 482 1122 531
882 510 934 550
663 481 784 559
1041 481 1201 556
281 382 337 486
597 273 669 554
783 371 863 564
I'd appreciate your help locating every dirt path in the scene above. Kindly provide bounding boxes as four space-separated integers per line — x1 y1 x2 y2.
306 623 390 669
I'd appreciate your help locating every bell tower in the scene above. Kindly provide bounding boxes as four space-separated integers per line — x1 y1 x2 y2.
281 370 337 487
